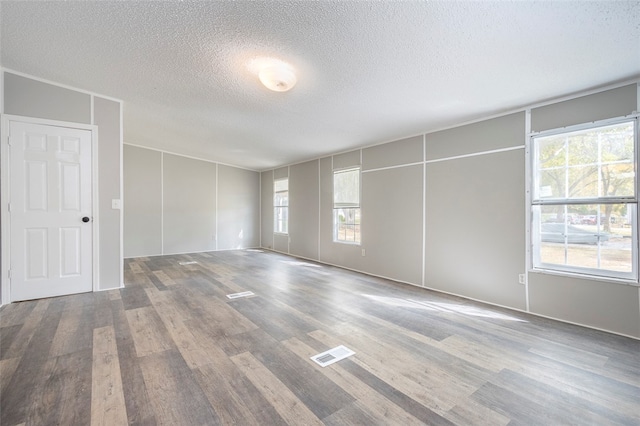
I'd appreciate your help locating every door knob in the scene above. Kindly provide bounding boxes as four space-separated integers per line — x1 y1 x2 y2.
82 217 90 223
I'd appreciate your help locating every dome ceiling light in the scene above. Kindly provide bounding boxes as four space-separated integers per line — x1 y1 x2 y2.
248 57 297 93
258 63 297 92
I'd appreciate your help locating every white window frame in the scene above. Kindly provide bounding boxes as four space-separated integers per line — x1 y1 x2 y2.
530 116 639 283
274 177 288 235
333 167 361 244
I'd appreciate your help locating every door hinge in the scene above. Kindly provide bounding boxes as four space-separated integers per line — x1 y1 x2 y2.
7 270 11 280
8 203 12 212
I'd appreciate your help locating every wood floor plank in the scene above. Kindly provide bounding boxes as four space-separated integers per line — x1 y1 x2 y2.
0 324 23 360
0 300 36 327
125 305 176 357
228 295 318 341
153 270 177 287
0 357 20 396
338 357 455 426
2 299 51 360
493 366 640 424
91 326 128 426
110 298 158 425
438 334 517 373
138 349 220 425
49 301 94 357
321 400 380 426
282 336 427 425
193 356 287 425
309 328 479 413
0 299 63 425
145 287 216 369
25 348 93 426
245 339 356 419
446 397 511 425
230 351 324 426
121 285 153 310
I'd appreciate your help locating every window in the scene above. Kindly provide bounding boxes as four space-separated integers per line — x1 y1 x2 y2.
333 167 361 243
274 178 288 234
531 119 638 281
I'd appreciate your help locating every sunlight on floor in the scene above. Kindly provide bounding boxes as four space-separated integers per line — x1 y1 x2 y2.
363 294 527 322
281 260 322 268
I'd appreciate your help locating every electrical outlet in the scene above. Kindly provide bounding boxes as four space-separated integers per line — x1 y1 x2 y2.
518 274 525 285
361 248 366 257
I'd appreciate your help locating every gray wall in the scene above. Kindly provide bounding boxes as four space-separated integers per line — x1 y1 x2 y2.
123 145 162 257
123 146 260 257
217 164 260 250
289 160 319 260
2 71 123 292
260 84 640 338
163 154 216 254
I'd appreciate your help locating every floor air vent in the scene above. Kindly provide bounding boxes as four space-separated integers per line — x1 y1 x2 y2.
226 291 255 299
311 345 355 367
178 261 198 265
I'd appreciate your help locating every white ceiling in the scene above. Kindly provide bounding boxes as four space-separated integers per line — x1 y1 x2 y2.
1 1 639 171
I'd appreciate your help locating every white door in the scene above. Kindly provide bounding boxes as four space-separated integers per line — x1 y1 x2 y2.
9 120 93 301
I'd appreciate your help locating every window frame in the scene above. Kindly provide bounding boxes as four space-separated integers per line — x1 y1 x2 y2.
273 177 289 235
529 116 639 283
332 167 361 245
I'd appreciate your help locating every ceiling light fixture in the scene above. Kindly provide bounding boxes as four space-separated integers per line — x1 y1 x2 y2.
258 63 297 92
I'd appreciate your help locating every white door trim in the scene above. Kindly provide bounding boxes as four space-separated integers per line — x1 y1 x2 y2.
1 114 100 305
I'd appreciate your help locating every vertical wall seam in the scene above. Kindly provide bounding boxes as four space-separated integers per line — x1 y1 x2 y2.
118 100 124 288
287 165 291 254
259 171 262 249
160 152 165 254
215 163 219 251
524 110 532 312
422 133 426 288
318 159 321 261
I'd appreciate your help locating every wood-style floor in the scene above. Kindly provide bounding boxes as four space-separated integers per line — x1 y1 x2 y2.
1 250 639 425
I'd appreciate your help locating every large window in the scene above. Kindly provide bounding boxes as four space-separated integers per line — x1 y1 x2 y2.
274 178 288 234
333 167 361 243
531 119 638 281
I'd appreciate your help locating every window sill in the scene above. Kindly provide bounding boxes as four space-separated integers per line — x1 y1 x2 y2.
333 240 361 246
530 267 639 287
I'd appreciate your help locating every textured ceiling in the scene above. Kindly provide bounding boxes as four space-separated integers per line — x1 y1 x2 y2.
1 1 639 170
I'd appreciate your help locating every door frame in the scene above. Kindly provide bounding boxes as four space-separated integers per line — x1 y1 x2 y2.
1 114 100 304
